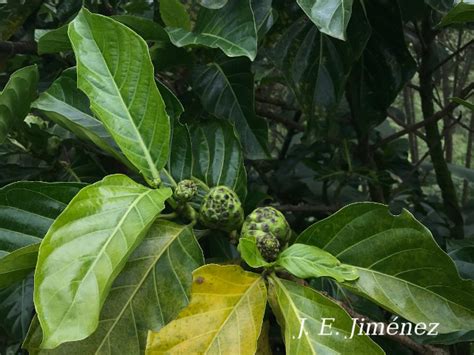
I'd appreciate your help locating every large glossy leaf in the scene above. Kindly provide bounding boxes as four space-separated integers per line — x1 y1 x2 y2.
0 181 83 252
68 9 170 186
268 275 383 354
166 0 258 60
297 202 474 333
297 0 353 40
0 65 39 143
34 174 172 349
192 58 268 160
276 243 359 282
32 69 130 166
271 4 370 132
146 264 267 354
347 0 416 130
0 274 34 342
24 220 203 354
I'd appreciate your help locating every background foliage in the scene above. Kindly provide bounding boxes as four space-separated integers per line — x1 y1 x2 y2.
0 0 473 354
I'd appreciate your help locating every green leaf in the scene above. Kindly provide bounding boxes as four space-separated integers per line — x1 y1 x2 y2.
32 69 130 167
166 0 258 60
271 4 370 132
347 0 416 130
439 1 474 26
297 202 474 333
190 120 247 200
0 274 34 342
238 237 273 268
35 25 70 55
0 65 39 143
452 97 474 111
159 0 192 30
24 220 203 354
155 80 184 122
146 264 267 354
0 244 39 288
268 275 383 354
167 120 193 184
252 0 274 41
297 0 354 40
112 15 170 42
68 9 171 186
192 58 268 159
276 243 359 282
0 181 83 252
198 0 228 9
34 174 172 349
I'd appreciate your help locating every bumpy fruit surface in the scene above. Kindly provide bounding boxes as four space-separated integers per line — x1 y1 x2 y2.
255 231 280 262
241 207 291 244
199 186 244 231
174 179 198 202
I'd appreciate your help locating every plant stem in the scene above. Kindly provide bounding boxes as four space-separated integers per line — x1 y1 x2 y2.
159 212 178 220
419 13 464 239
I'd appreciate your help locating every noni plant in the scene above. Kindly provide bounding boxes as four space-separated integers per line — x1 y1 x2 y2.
0 0 474 354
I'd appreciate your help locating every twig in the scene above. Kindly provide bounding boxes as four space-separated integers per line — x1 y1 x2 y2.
428 39 474 75
374 83 474 149
387 109 427 141
256 102 305 132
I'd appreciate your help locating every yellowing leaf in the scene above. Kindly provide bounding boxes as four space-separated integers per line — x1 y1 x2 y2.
146 264 267 354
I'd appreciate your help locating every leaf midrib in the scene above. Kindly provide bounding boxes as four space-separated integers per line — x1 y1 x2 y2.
94 223 189 353
203 274 263 353
41 188 156 345
352 267 474 316
271 275 316 355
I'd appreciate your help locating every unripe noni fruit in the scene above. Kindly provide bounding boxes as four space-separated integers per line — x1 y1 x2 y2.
250 230 280 262
241 207 291 245
174 179 198 202
199 186 244 232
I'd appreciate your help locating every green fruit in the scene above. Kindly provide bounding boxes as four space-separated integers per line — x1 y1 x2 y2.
199 186 244 232
174 179 198 202
241 207 291 244
255 231 280 262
